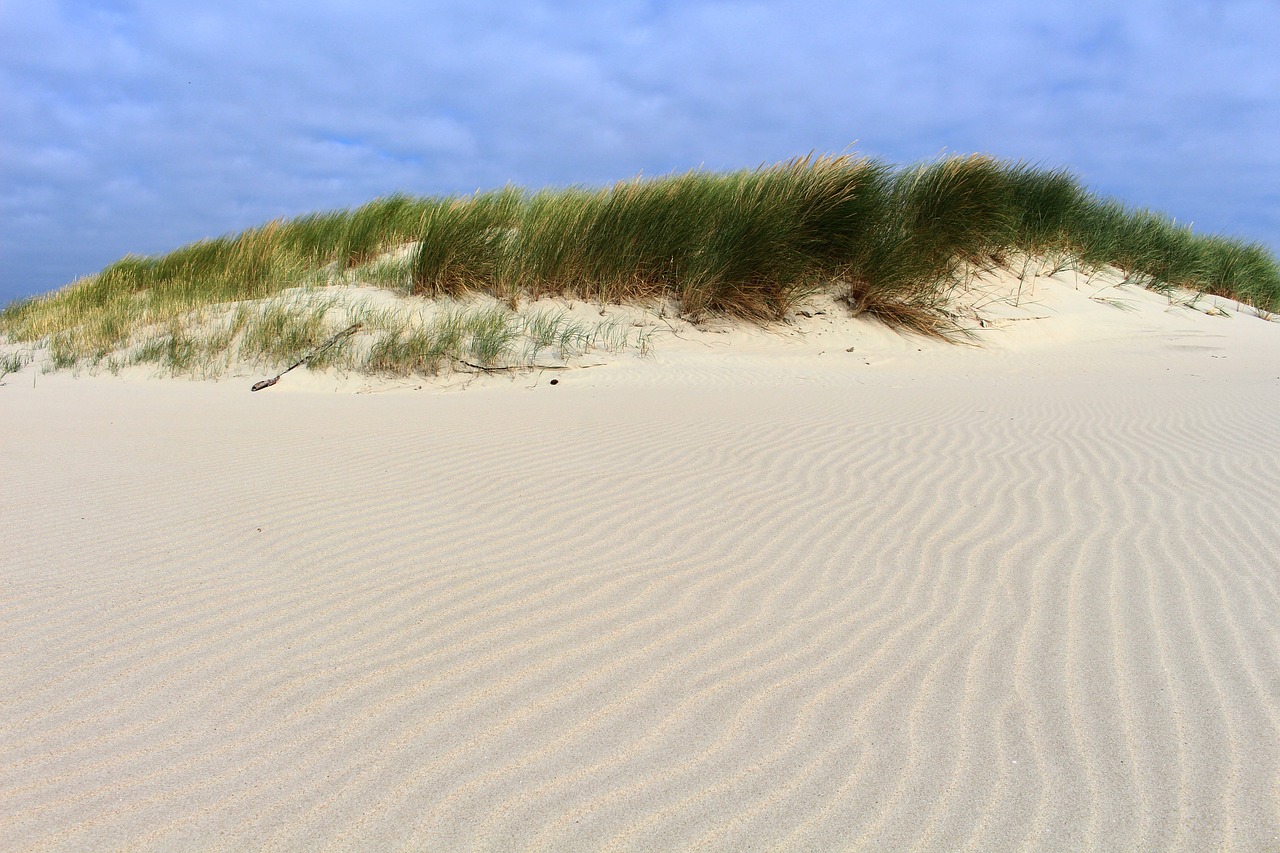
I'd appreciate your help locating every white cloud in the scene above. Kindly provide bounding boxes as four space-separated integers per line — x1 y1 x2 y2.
2 0 1279 301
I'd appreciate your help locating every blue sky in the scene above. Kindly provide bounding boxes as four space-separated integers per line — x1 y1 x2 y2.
3 0 1279 304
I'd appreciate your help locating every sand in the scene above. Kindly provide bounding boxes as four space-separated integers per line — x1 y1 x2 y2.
2 269 1279 851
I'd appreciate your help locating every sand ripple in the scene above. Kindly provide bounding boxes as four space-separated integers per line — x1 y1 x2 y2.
2 363 1279 851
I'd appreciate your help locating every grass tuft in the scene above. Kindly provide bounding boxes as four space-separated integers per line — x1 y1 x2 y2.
0 349 31 379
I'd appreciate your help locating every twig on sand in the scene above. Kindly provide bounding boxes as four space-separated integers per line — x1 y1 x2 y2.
458 360 608 374
251 323 362 391
458 360 568 373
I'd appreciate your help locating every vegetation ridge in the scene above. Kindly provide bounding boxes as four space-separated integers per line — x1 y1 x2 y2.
3 153 1277 378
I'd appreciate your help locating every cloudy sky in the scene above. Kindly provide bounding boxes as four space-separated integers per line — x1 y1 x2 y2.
4 0 1279 304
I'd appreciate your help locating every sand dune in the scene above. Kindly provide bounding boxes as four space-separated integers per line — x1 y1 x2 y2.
2 270 1279 850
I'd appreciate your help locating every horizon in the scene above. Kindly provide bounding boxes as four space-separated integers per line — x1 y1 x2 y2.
4 0 1279 305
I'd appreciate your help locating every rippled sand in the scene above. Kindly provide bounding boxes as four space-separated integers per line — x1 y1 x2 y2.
3 270 1279 850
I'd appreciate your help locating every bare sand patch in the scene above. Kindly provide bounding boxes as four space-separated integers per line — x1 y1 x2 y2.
2 271 1278 850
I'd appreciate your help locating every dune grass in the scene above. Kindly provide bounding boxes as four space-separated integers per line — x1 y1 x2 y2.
0 350 31 381
30 288 651 381
3 152 1277 378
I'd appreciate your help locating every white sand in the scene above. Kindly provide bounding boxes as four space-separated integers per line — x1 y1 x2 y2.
3 269 1279 850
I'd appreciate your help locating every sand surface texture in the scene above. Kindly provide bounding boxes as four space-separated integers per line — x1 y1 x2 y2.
3 272 1279 850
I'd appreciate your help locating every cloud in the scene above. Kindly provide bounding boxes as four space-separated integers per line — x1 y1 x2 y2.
2 0 1279 302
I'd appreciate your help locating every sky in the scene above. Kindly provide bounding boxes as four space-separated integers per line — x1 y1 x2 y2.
3 0 1279 305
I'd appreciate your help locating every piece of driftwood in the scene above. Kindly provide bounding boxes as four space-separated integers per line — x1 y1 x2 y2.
251 323 362 391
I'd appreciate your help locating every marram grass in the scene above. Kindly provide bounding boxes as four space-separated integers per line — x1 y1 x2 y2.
35 288 652 381
3 153 1277 378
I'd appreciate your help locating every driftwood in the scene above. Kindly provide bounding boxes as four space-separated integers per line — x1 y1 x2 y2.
251 323 362 391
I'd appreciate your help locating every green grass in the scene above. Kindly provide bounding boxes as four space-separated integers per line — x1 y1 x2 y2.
3 152 1277 377
30 286 651 381
0 349 31 380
